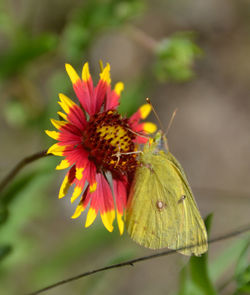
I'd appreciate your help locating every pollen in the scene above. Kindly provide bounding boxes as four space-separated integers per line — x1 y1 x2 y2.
82 110 138 177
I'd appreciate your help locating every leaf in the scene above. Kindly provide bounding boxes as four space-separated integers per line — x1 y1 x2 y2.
0 245 12 263
176 214 217 295
188 214 217 295
0 33 57 79
0 206 8 226
209 237 249 283
234 239 250 294
154 32 202 82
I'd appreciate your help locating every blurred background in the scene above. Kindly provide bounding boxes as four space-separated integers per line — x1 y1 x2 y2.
0 0 249 294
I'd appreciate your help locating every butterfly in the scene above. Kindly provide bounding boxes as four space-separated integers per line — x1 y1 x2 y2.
126 131 208 256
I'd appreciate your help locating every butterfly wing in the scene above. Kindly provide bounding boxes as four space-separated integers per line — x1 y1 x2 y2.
126 151 208 256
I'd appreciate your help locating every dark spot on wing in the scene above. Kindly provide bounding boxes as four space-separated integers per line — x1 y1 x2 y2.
156 200 166 210
178 195 186 203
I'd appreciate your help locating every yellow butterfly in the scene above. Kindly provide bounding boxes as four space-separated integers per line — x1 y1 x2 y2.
126 131 208 256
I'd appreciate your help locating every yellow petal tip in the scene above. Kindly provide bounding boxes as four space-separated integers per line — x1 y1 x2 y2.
71 187 82 203
85 208 97 228
139 104 152 119
100 63 111 84
76 168 84 180
45 130 59 140
71 205 83 219
47 143 65 156
56 159 70 170
143 122 157 134
89 182 97 192
101 210 115 232
117 212 124 235
65 63 80 84
114 82 124 96
82 62 91 81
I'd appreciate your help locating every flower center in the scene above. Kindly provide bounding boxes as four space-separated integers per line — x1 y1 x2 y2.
83 110 138 178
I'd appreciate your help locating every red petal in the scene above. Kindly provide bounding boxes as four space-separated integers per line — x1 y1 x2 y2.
66 105 87 130
63 146 89 167
73 80 94 115
113 176 128 214
105 88 119 110
93 81 109 114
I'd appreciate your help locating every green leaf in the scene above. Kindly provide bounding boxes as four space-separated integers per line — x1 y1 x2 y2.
0 33 57 79
209 237 249 283
188 214 217 295
0 245 12 262
234 239 250 294
63 0 145 61
154 32 202 82
176 214 217 295
0 206 8 226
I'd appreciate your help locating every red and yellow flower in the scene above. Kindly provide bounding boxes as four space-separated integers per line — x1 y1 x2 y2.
46 62 156 234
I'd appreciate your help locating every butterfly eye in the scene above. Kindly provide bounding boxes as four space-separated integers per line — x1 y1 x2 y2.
178 195 186 203
156 200 166 210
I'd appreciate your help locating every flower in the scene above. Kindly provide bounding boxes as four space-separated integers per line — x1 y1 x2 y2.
46 62 156 234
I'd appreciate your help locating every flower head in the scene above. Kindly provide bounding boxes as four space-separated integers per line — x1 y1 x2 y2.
46 62 156 234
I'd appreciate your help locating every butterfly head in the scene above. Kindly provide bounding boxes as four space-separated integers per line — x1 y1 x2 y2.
144 131 169 154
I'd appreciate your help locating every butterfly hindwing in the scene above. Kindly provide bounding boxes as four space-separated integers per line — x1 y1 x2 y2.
126 133 208 256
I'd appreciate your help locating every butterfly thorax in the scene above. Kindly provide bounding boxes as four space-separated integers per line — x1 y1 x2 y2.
140 131 168 164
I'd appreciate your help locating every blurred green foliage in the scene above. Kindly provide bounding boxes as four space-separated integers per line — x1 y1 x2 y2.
0 33 57 79
177 215 250 295
234 240 250 294
154 33 202 82
177 215 217 295
0 0 248 294
63 0 145 61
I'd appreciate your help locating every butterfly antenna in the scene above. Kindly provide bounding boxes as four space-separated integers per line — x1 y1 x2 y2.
146 98 164 131
165 108 178 136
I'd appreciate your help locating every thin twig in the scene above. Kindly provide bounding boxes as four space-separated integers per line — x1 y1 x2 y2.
28 224 250 295
0 149 50 195
126 26 158 52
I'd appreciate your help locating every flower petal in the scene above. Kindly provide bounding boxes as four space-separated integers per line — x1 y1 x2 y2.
57 111 68 121
45 130 60 140
63 145 89 167
113 177 128 235
50 119 67 130
85 208 97 227
58 165 76 199
66 63 94 115
65 63 81 84
71 161 96 203
58 93 87 130
84 173 115 231
136 122 157 134
56 159 70 170
94 63 111 113
97 174 115 232
58 93 77 114
47 143 66 156
71 186 91 218
114 82 124 96
71 204 84 219
129 104 152 127
82 62 91 82
105 82 124 111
